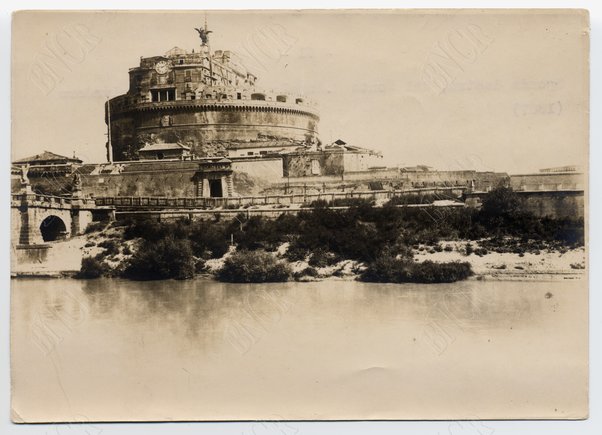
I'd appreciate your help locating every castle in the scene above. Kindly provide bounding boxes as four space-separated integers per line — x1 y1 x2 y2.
106 31 320 162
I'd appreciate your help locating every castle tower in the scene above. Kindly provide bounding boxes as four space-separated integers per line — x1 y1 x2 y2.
105 27 320 161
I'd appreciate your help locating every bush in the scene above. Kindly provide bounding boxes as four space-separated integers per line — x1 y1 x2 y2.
360 254 473 284
302 266 319 277
308 248 341 267
228 215 280 251
123 218 166 241
285 243 309 262
123 236 195 280
293 266 319 280
76 257 107 279
480 187 520 219
217 250 292 283
194 258 206 273
85 221 107 234
123 218 230 259
189 219 230 258
474 247 488 256
465 243 473 256
98 239 119 256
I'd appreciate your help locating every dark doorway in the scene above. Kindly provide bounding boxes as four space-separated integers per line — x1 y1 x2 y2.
40 216 67 242
209 179 223 197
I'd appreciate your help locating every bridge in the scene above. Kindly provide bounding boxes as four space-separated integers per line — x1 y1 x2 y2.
11 191 114 246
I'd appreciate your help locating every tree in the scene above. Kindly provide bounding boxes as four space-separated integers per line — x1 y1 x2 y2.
217 250 291 283
481 187 520 218
124 236 195 280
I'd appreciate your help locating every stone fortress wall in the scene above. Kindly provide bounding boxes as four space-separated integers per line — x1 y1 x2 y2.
14 159 584 220
71 159 284 198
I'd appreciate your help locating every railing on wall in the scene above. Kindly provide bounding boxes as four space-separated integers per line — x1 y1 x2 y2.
11 193 73 206
11 193 98 209
94 187 466 210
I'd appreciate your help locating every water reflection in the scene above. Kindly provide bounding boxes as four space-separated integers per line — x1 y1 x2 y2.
11 277 587 422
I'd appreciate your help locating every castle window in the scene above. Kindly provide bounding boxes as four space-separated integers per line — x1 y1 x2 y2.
237 92 242 100
276 95 287 103
251 93 266 101
151 88 176 102
247 151 254 156
179 59 184 65
295 98 304 104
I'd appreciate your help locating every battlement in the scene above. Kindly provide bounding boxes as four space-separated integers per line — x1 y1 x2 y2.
108 93 319 119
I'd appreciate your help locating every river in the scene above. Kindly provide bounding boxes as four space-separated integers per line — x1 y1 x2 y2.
10 277 587 422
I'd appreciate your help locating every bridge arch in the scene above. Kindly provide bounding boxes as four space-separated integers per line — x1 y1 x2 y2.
39 215 68 242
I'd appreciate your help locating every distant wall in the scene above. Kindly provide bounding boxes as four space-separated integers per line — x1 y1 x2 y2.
517 191 584 219
231 158 283 183
283 152 345 177
343 152 384 172
510 172 585 191
76 158 285 198
266 169 508 195
79 161 199 198
466 190 584 220
401 170 509 191
81 171 198 198
508 172 585 219
231 158 284 196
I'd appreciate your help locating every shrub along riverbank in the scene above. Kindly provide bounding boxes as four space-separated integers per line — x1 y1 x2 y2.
77 187 584 283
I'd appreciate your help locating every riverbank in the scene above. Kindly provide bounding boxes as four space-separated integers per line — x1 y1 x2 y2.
414 241 586 280
11 227 586 281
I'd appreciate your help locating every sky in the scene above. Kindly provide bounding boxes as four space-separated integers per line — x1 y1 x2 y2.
12 10 589 174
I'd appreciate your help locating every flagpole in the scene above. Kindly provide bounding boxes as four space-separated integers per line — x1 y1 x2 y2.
106 97 113 163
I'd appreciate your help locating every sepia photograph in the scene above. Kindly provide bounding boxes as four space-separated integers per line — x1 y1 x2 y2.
9 8 589 423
